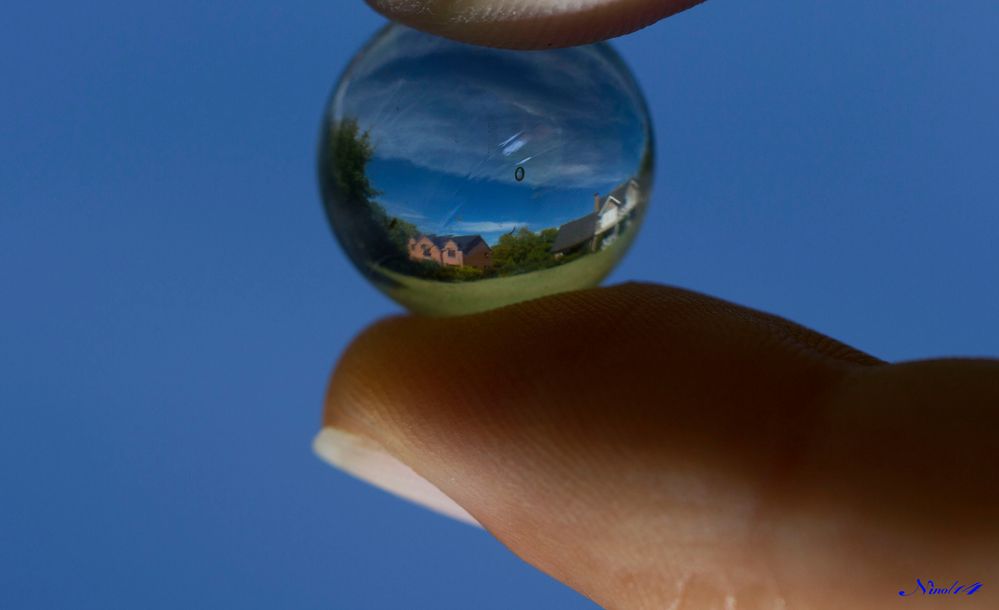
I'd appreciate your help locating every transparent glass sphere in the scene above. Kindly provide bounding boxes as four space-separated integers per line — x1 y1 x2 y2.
319 24 654 316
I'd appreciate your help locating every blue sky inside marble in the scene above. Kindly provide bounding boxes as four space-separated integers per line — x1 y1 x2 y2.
333 26 651 244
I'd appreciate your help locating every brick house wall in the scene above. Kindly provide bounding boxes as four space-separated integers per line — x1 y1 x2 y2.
408 235 442 264
460 240 492 269
407 234 493 269
438 239 464 267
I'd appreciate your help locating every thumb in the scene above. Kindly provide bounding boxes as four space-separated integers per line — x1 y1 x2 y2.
316 283 999 609
363 0 706 49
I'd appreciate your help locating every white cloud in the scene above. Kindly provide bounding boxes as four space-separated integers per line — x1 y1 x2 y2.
448 220 527 233
333 28 649 190
381 201 427 220
501 139 526 155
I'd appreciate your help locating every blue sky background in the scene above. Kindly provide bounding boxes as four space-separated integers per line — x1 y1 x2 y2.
2 1 998 609
331 26 649 245
368 157 621 245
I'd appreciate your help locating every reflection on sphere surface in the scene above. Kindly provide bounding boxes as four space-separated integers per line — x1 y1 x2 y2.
319 25 654 315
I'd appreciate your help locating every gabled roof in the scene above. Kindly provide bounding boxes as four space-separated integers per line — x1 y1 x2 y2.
551 213 598 253
426 235 449 249
599 195 622 215
608 179 635 204
449 234 488 253
419 234 489 253
592 178 639 215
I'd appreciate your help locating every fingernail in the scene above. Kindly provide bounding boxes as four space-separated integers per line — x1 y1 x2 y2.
313 427 481 527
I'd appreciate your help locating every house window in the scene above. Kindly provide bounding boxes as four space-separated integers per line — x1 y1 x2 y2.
422 246 431 257
447 249 456 258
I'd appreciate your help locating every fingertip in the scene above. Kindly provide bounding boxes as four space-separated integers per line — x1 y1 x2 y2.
364 0 706 49
313 427 482 526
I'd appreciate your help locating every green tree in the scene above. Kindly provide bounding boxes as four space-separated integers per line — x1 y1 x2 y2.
490 227 560 275
378 209 419 253
329 118 380 204
320 118 424 275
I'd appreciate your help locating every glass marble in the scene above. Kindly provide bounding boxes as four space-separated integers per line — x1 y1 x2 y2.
318 24 654 316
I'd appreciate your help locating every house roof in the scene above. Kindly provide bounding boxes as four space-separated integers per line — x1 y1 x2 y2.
421 234 489 253
585 178 638 216
549 179 640 253
449 234 488 253
551 212 598 253
608 179 634 203
599 196 622 215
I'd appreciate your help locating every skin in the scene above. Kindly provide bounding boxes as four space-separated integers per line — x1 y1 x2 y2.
365 0 705 49
321 4 999 607
321 283 999 609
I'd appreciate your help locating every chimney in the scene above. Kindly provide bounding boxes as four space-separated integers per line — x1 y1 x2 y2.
594 193 601 212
